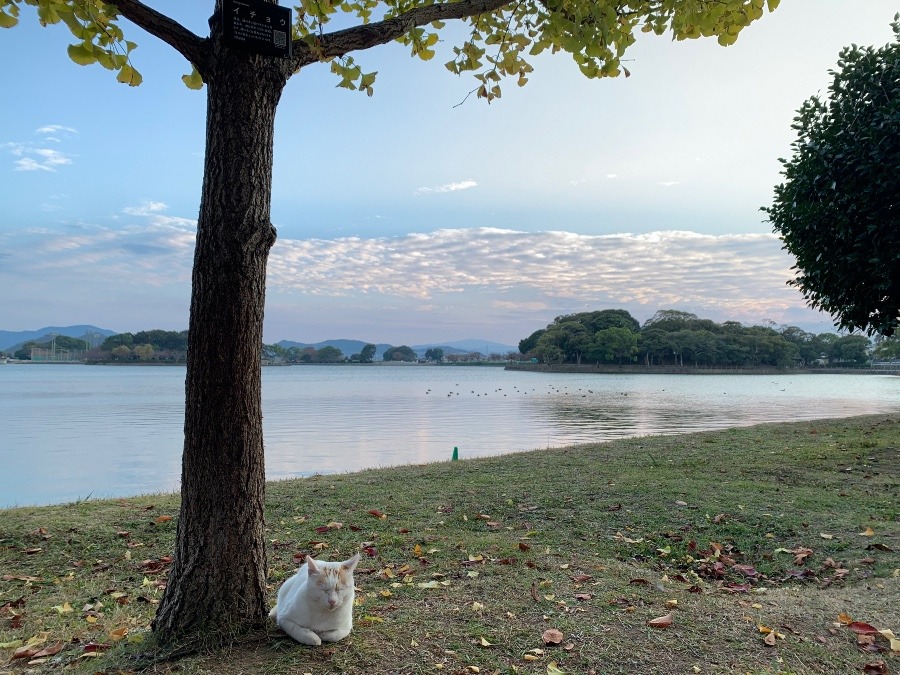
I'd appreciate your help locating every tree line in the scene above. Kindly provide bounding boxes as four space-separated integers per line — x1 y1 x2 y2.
518 309 895 368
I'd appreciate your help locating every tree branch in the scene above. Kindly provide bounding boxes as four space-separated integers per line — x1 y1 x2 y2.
289 0 513 69
107 0 207 71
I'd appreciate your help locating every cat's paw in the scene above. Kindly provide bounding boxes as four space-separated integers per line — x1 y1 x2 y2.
300 633 322 647
318 628 350 643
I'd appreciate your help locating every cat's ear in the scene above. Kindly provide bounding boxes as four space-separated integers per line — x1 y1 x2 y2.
305 555 319 575
342 553 361 571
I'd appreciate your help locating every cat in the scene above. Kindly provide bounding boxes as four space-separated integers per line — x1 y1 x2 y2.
269 552 361 646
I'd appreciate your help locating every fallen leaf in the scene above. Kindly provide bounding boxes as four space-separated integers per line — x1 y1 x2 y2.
862 663 888 675
838 612 854 625
547 662 566 675
478 637 493 647
542 628 564 645
866 543 894 552
32 642 63 658
575 593 592 601
368 509 387 519
764 631 777 646
52 602 73 614
647 613 673 629
108 627 129 642
859 527 875 537
154 515 173 524
471 601 484 611
848 622 880 635
820 533 835 540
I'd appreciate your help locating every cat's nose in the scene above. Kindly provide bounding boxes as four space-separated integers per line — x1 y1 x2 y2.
328 599 337 608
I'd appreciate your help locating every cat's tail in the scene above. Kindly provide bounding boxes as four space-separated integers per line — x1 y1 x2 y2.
268 604 277 619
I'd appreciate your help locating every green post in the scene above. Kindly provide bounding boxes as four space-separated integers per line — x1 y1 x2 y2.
451 446 458 461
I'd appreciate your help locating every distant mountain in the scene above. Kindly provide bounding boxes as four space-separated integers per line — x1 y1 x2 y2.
274 338 518 360
0 325 116 352
276 339 394 360
414 339 518 355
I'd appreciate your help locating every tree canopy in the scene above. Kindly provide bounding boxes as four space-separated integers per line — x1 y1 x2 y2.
763 17 900 337
518 308 872 367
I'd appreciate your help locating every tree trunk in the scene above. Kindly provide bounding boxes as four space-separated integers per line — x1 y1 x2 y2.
152 43 288 640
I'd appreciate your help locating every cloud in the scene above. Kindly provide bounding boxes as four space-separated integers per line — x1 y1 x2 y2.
35 125 78 136
657 180 680 187
123 200 169 216
0 224 814 332
5 130 75 171
267 228 801 323
605 174 619 179
415 179 478 195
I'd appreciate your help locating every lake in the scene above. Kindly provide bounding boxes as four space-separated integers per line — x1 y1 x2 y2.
1 364 897 508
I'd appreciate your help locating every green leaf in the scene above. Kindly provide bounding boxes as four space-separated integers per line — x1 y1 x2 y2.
181 66 204 90
116 63 142 86
0 10 17 28
67 42 96 66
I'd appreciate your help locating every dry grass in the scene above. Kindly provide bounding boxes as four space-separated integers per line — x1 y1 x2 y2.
1 414 898 674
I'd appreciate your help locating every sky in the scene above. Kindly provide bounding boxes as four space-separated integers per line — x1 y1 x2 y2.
1 1 897 347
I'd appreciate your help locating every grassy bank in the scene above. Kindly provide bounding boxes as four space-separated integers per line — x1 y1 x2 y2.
1 415 898 674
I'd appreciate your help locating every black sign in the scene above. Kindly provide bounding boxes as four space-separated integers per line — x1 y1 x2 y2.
223 0 292 58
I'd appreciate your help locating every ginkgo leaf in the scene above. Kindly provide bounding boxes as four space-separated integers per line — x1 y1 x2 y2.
859 526 875 536
53 602 73 613
478 637 494 646
547 661 566 675
417 581 441 589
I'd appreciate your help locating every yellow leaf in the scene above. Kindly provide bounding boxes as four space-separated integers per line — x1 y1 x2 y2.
523 654 539 662
837 612 853 625
108 627 128 641
379 590 392 597
472 601 484 611
467 571 479 578
417 581 441 589
820 533 834 540
468 554 483 562
547 662 566 675
479 637 493 646
85 615 98 624
53 602 73 614
859 526 875 536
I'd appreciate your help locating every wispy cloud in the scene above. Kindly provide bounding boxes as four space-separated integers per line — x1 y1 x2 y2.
123 200 169 216
268 228 801 322
35 125 78 136
0 224 815 332
5 125 77 171
657 180 680 187
415 179 478 195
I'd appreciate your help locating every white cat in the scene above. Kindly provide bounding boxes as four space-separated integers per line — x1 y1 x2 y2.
269 553 361 646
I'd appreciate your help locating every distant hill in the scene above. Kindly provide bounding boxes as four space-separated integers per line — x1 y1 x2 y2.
414 339 518 355
0 325 116 352
276 339 395 360
275 338 518 360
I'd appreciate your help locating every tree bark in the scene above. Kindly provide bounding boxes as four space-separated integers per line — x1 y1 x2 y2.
152 37 287 640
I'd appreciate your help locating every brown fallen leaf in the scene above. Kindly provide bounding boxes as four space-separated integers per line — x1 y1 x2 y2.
154 515 173 524
32 642 64 658
764 631 778 646
866 543 894 552
848 622 880 635
838 612 854 625
859 526 875 536
862 663 888 675
647 613 673 629
542 628 564 645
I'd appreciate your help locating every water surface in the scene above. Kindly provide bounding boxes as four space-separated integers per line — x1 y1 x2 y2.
1 364 896 507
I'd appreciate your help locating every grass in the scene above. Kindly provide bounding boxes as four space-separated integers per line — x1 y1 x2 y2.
1 414 898 674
